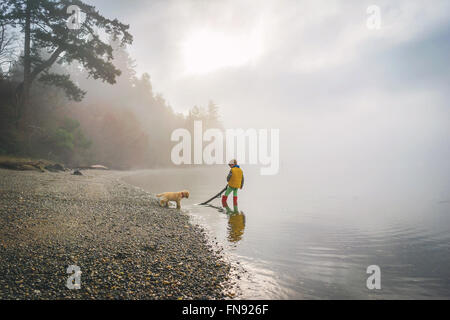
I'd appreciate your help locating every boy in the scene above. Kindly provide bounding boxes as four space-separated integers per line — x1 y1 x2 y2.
222 159 244 208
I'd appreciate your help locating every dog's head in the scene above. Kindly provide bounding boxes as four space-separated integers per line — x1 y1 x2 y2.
181 190 190 198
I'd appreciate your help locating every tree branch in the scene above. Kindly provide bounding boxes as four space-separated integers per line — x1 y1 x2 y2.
30 46 64 82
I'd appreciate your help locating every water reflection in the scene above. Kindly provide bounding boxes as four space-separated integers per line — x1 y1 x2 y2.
204 203 246 243
122 168 450 299
225 206 246 243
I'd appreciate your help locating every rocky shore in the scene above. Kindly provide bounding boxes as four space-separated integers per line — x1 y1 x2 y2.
0 168 233 299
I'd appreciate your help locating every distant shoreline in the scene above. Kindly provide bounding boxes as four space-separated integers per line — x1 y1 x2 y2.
0 168 235 299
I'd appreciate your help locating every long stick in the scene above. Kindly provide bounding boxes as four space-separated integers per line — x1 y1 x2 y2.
199 186 228 205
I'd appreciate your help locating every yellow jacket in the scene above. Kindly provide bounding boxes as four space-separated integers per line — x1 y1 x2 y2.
227 166 244 189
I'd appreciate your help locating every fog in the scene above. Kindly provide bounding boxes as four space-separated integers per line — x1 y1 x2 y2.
1 0 449 299
3 0 450 188
78 0 450 208
86 1 449 156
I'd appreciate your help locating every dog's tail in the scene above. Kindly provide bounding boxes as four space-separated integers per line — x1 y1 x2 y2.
156 193 163 198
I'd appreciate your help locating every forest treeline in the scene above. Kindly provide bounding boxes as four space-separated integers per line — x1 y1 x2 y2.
0 0 221 169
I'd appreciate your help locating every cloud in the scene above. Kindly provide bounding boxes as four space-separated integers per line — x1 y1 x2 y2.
88 0 450 132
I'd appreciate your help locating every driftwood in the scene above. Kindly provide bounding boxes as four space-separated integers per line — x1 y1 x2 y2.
199 186 228 205
0 157 65 173
76 165 109 170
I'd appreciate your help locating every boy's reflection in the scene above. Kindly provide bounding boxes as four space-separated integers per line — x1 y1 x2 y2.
205 204 246 243
224 205 246 243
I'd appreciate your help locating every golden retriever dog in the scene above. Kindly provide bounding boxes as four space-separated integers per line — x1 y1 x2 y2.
156 190 190 209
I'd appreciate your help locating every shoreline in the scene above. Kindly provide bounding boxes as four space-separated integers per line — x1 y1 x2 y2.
119 168 259 300
117 170 244 299
0 168 235 299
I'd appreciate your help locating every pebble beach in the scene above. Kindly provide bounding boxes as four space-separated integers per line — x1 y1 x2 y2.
0 168 234 300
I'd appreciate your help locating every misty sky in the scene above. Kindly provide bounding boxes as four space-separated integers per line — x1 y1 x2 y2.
89 0 449 122
88 0 450 196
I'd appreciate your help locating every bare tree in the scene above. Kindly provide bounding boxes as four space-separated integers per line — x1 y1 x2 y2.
0 22 17 77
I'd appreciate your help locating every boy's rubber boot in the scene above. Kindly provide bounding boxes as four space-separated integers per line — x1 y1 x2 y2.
233 196 238 206
222 195 228 207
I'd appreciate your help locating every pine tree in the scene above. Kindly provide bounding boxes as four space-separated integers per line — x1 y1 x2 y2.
207 100 221 129
110 36 136 88
2 0 133 125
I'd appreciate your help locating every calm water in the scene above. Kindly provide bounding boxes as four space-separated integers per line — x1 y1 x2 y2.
123 166 450 299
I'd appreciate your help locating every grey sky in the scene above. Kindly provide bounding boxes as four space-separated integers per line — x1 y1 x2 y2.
89 0 449 124
88 0 450 190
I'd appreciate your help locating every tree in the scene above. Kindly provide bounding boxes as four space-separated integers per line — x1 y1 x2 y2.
187 105 203 121
186 102 222 129
0 22 17 77
110 36 136 87
207 100 221 129
2 0 133 125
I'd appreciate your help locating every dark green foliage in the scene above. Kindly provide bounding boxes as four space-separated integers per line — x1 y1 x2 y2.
0 1 223 169
51 127 74 151
41 117 92 164
39 73 86 101
2 0 132 106
0 78 21 154
62 117 80 132
0 0 131 164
